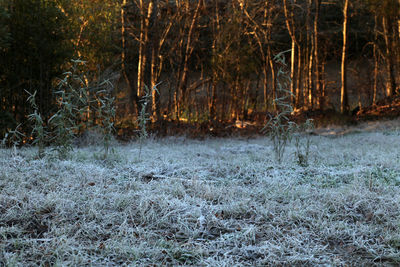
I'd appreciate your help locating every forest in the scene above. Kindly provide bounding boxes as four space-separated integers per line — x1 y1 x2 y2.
2 1 400 266
0 0 399 140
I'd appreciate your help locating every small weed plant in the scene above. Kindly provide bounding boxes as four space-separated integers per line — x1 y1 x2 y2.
48 60 89 158
1 123 25 157
262 51 314 165
96 86 116 159
294 119 314 167
26 90 47 158
262 51 296 164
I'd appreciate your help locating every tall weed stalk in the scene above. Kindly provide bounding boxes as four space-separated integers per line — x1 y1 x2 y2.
49 60 88 158
294 119 314 167
137 84 159 160
26 90 47 158
262 51 314 165
262 51 295 164
96 85 116 159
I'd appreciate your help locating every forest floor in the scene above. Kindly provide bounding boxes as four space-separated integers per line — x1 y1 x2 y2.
1 121 400 266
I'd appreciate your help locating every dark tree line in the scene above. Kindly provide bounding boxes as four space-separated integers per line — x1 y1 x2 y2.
1 0 399 137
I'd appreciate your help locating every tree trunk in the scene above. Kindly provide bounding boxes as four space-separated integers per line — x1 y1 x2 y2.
283 0 297 106
137 0 145 100
340 0 349 114
314 0 322 109
295 43 302 108
149 0 160 122
143 0 155 97
382 16 397 97
121 0 138 115
306 0 314 109
268 47 277 112
177 0 202 117
373 14 378 105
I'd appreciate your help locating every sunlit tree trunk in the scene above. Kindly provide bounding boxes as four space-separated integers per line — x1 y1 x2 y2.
209 0 220 121
314 0 322 109
398 0 400 93
295 42 302 108
306 0 314 109
268 47 277 111
283 0 297 106
137 0 145 101
373 13 378 105
340 0 349 114
177 0 202 118
121 0 137 115
398 0 400 94
382 15 397 97
149 0 160 122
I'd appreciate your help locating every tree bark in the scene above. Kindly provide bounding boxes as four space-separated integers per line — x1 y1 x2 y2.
340 0 349 114
295 40 302 108
177 0 202 118
382 15 397 97
121 0 138 115
268 46 277 112
373 13 378 105
283 0 297 106
314 0 322 109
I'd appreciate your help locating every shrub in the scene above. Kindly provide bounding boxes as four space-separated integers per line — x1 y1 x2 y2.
3 59 117 160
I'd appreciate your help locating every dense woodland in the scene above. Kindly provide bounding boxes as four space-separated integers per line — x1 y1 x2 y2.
0 0 399 138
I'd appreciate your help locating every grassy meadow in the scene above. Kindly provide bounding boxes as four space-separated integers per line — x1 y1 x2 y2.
1 122 400 266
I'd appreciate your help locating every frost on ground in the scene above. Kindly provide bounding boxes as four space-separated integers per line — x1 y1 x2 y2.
1 129 400 266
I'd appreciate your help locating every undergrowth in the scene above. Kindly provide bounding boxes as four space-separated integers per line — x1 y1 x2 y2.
2 59 117 160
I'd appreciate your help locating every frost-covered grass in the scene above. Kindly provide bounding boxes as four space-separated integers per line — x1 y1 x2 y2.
1 129 400 266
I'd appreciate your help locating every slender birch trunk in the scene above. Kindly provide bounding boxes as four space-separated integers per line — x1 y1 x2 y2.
382 16 397 97
340 0 349 114
283 0 297 107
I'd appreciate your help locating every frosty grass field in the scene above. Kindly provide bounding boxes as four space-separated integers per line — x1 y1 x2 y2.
1 121 400 266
